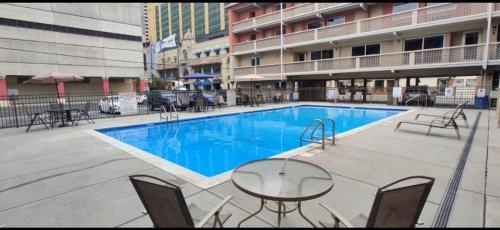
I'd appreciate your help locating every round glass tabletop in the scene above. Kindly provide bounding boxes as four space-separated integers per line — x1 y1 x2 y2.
231 158 334 201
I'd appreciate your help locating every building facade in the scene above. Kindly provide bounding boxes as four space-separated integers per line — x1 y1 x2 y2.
147 3 232 90
227 3 500 101
0 3 147 96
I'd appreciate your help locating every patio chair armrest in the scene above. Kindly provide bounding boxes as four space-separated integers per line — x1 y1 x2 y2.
319 202 354 228
195 196 233 228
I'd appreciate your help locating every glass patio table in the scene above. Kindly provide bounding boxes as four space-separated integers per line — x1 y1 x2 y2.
232 158 334 227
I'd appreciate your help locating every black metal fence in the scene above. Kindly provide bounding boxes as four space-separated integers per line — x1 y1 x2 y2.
0 86 496 129
0 90 228 129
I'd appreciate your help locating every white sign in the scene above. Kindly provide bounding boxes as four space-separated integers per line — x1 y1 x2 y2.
161 34 177 49
444 87 454 96
118 92 138 115
292 92 299 101
477 88 486 98
226 90 236 106
392 87 402 97
326 88 338 100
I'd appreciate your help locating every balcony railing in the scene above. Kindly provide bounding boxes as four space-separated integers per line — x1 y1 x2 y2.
232 3 348 33
233 3 490 54
255 36 281 50
156 63 178 70
190 56 222 66
234 44 485 77
489 42 500 60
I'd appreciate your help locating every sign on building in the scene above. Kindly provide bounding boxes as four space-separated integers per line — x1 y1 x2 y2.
226 90 236 106
392 87 402 98
477 88 486 98
118 92 138 115
444 87 454 96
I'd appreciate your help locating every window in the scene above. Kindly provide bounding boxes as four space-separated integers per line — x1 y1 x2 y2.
327 16 345 26
195 52 201 58
295 52 305 61
455 79 464 87
393 3 419 13
366 44 380 55
466 79 477 87
311 50 333 60
249 11 256 18
311 51 322 60
171 3 180 43
352 46 365 56
250 34 256 40
203 65 211 74
275 3 286 11
195 3 205 41
404 35 444 51
307 21 322 30
275 26 286 36
213 63 221 74
352 44 380 56
251 57 260 66
275 81 286 89
322 50 333 59
214 49 220 56
208 3 220 34
204 50 211 57
375 80 384 88
182 3 191 36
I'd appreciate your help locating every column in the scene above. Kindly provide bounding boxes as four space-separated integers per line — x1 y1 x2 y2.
139 79 148 93
363 79 367 102
132 79 137 93
406 77 411 87
57 81 65 98
415 77 420 86
0 75 7 98
350 79 355 101
102 76 110 96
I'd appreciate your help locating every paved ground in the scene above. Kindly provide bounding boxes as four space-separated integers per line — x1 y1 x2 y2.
0 102 497 227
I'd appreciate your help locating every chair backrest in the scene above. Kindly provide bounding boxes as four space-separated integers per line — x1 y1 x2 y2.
129 175 194 228
84 101 91 112
366 176 435 228
442 102 467 126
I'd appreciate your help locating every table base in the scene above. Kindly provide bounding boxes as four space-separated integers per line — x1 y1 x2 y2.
237 199 317 228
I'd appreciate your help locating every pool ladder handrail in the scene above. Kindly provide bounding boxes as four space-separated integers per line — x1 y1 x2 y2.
159 104 179 123
300 119 325 149
322 117 336 146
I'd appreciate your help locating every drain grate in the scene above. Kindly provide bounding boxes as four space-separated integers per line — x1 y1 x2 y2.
432 112 481 227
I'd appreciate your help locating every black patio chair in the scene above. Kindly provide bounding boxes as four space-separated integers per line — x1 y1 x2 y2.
414 100 469 128
318 176 435 228
74 101 95 126
394 104 464 140
129 175 233 228
25 107 52 132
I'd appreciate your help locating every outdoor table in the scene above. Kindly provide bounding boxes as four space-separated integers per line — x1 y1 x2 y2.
46 108 78 127
232 158 334 227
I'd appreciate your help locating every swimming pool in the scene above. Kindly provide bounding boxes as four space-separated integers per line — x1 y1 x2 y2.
96 105 405 178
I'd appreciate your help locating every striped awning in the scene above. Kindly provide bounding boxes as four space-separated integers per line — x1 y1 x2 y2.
194 49 202 54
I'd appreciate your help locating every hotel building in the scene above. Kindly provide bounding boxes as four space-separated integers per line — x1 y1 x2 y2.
227 3 500 102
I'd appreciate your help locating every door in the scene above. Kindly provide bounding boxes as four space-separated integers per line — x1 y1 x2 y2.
463 31 480 61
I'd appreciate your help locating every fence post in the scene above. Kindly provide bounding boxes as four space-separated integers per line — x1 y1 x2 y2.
11 96 19 128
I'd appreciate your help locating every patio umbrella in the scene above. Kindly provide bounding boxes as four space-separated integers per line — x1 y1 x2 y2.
23 71 84 98
235 74 264 99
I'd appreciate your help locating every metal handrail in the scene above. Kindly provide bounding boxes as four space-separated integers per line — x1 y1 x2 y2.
169 103 179 123
300 119 325 149
322 117 336 145
160 105 168 121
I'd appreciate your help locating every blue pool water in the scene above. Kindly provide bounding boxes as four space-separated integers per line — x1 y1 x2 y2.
98 105 405 177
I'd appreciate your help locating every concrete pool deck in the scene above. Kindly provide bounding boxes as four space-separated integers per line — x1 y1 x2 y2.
0 102 498 227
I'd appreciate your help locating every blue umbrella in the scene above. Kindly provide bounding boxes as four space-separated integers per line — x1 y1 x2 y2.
182 72 213 79
203 79 211 86
193 79 203 87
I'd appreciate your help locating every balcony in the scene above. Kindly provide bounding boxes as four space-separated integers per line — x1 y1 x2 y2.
233 36 281 54
233 3 490 55
190 56 222 66
156 63 178 71
233 44 485 78
488 42 500 64
232 3 353 34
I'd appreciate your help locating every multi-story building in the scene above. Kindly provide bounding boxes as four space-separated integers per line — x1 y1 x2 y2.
147 3 232 90
227 3 500 101
0 3 147 96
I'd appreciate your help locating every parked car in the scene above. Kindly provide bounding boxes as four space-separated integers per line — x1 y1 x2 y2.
403 86 436 106
147 91 175 111
99 96 120 113
136 94 147 104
